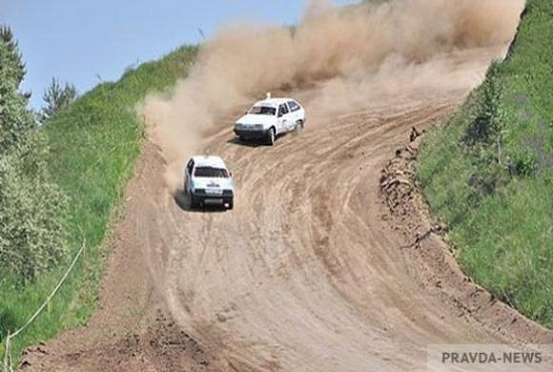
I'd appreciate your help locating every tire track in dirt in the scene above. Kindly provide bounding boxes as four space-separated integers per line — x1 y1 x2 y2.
23 47 552 371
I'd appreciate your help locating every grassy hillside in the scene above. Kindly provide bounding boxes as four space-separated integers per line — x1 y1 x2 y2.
1 45 197 364
418 0 553 328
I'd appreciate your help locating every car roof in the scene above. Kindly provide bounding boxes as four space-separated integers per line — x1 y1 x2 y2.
191 155 227 169
253 97 297 107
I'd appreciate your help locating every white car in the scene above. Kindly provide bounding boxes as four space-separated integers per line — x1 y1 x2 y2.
184 155 234 210
234 94 306 145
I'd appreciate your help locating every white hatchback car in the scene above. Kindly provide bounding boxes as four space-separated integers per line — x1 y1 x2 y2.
234 94 306 145
184 155 234 210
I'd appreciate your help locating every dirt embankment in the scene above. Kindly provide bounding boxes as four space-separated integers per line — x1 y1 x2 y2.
22 1 553 371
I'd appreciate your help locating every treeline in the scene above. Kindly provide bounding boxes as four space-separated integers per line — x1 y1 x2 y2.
0 26 68 283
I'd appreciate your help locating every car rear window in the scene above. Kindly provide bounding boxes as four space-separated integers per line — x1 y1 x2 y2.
249 106 276 115
288 101 300 112
194 167 229 178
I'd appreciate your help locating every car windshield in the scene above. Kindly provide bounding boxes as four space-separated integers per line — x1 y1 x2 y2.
194 166 229 178
248 106 276 116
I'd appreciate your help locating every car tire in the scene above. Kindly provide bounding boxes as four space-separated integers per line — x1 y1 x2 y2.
190 194 199 209
227 199 234 210
267 127 275 146
295 120 304 132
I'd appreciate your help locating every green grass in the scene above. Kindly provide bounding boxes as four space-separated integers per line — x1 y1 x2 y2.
418 0 553 328
0 45 198 365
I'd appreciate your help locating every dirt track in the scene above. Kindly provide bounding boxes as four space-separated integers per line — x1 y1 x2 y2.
24 47 553 371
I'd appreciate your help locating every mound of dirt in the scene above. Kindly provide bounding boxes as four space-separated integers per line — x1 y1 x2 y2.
23 310 221 371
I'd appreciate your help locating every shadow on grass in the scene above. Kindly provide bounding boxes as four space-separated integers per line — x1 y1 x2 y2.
0 310 18 342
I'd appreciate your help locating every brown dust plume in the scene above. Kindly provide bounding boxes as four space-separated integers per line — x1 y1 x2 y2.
141 0 523 191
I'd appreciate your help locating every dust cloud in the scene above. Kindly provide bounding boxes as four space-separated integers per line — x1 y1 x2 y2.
141 0 523 191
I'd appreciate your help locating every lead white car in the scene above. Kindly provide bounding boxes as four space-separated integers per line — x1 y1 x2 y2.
184 155 234 210
234 94 306 145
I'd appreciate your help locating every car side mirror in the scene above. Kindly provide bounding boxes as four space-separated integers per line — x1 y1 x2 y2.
278 113 283 118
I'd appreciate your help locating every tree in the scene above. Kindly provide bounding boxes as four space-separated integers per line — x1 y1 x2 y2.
40 78 77 122
0 26 34 154
0 26 26 84
0 26 68 282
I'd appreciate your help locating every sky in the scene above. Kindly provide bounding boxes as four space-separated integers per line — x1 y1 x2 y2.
1 0 357 109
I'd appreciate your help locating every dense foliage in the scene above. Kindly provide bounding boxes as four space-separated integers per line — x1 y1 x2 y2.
0 26 68 283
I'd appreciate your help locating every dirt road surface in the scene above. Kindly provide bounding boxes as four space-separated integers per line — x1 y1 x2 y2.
24 47 552 372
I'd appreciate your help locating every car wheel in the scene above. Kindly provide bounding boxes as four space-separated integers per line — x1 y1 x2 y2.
267 127 275 146
227 199 234 210
190 194 198 209
295 120 304 132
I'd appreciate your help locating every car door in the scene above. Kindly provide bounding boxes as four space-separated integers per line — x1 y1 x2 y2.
287 101 300 127
285 102 297 130
277 103 291 133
